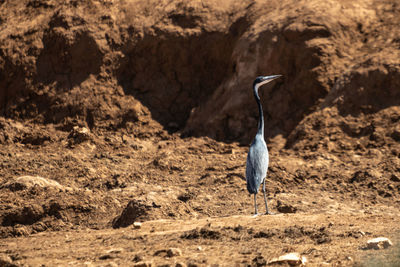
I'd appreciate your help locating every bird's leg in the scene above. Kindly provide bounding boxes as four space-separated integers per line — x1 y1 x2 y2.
262 179 274 215
254 194 258 216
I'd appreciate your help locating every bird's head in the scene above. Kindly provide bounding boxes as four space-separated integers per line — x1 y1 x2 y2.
253 75 282 89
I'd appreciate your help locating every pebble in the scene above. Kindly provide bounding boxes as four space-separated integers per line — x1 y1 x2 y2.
167 248 182 257
105 248 124 254
154 248 182 258
134 261 152 267
365 237 393 250
68 126 92 144
267 252 307 266
133 222 142 229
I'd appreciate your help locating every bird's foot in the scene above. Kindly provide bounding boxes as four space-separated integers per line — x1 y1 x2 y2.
265 211 275 215
252 213 261 217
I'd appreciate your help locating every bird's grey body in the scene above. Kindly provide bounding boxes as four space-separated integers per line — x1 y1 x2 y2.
246 134 269 194
245 75 281 215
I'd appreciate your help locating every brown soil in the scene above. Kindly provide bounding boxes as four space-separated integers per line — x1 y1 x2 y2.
0 0 400 266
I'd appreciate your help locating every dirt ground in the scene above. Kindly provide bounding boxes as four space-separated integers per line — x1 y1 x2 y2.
2 213 400 266
0 120 399 266
1 0 400 266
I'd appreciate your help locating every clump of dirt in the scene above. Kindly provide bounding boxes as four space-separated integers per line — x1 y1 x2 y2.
283 225 332 245
276 200 297 214
253 229 279 239
252 255 267 266
181 226 221 240
112 199 152 228
2 204 45 226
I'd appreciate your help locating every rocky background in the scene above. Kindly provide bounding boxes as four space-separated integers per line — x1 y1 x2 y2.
0 0 399 266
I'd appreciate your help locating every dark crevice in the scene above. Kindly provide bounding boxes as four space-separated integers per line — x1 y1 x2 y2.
117 28 242 133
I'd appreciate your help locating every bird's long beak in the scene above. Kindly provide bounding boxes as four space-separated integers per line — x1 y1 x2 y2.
260 75 282 86
253 74 282 92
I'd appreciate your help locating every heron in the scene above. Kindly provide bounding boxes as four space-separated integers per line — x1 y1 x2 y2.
246 75 281 216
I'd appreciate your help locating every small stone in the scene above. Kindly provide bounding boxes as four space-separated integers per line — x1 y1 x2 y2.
105 248 123 254
365 237 393 250
167 248 182 257
134 261 152 267
68 126 92 145
196 246 203 251
133 222 142 229
268 252 307 266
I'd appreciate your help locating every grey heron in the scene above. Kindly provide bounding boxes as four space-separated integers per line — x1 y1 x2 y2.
246 75 281 215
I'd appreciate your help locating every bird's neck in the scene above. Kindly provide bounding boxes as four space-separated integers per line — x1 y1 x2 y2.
254 85 264 137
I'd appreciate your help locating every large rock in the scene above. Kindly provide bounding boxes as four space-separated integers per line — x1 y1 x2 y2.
365 237 393 250
268 252 307 266
112 200 152 228
2 176 72 192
